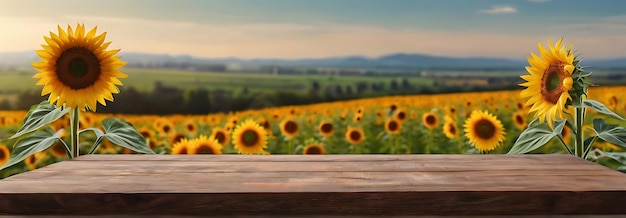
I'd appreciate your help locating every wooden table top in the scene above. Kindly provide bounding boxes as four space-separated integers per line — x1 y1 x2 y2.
0 154 625 216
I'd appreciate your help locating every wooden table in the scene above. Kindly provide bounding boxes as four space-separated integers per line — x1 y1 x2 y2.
0 154 625 216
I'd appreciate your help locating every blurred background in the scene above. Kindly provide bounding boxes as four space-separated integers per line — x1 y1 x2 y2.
1 0 625 114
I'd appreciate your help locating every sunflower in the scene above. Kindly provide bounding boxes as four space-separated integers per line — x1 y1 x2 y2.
280 118 299 139
385 118 402 135
138 126 157 149
24 151 47 170
189 135 222 155
80 112 96 127
464 110 506 152
258 118 271 130
303 144 325 155
24 154 38 170
49 142 68 158
561 125 571 145
442 120 459 139
395 110 408 122
318 121 334 137
171 138 191 155
520 38 575 127
422 112 439 130
98 139 118 154
170 132 187 147
387 104 398 115
0 144 10 166
211 127 230 146
605 94 619 111
232 119 268 154
345 126 365 144
32 24 127 110
152 117 175 136
182 119 198 136
512 111 527 130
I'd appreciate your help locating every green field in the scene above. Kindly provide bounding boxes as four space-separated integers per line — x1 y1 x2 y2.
0 68 437 94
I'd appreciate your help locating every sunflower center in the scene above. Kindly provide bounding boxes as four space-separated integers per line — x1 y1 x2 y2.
179 147 188 154
426 115 436 125
186 124 196 132
163 125 171 134
215 132 226 144
349 131 362 141
140 129 151 138
261 121 270 129
0 148 6 160
196 144 214 154
475 119 496 140
515 115 524 124
388 121 399 131
320 123 333 133
172 134 185 144
52 143 66 155
397 112 406 120
305 146 323 154
540 63 569 104
242 130 259 147
448 124 456 135
284 121 298 134
56 47 101 90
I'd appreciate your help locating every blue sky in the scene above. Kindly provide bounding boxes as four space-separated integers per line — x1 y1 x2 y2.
1 0 626 59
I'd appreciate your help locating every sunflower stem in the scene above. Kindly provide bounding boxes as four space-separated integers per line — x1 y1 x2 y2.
574 106 584 158
287 139 294 154
425 131 432 154
69 108 80 158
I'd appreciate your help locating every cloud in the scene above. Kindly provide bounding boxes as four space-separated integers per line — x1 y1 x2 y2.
528 0 550 2
480 6 518 14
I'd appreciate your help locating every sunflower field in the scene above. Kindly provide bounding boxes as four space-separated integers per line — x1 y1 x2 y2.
1 85 625 178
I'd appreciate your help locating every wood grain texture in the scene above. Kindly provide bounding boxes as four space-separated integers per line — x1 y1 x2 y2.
0 154 625 216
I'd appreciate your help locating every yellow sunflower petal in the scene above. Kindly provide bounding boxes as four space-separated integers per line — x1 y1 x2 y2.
32 23 127 110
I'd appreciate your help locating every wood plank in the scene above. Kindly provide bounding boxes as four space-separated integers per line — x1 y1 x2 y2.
0 154 625 216
72 153 589 162
20 158 614 173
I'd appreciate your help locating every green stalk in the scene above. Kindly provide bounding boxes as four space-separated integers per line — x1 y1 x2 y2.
574 106 584 158
69 108 80 158
287 138 294 154
425 131 432 154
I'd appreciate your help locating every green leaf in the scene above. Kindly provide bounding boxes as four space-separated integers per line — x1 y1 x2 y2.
617 165 626 173
10 101 70 139
100 118 154 154
593 119 626 148
0 127 63 171
508 119 560 154
591 149 626 164
584 100 624 120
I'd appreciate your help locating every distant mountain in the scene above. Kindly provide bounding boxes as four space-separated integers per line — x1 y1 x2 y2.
0 51 39 67
2 50 626 71
121 52 527 70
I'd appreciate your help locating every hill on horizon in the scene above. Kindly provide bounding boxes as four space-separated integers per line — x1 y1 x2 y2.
1 51 626 71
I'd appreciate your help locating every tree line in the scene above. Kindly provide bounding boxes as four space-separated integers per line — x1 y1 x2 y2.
2 78 520 114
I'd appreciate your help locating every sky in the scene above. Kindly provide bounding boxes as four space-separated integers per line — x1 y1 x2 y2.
1 0 626 60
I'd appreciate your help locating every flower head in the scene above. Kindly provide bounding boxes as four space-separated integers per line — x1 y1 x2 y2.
464 110 506 152
520 38 575 127
32 24 127 111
